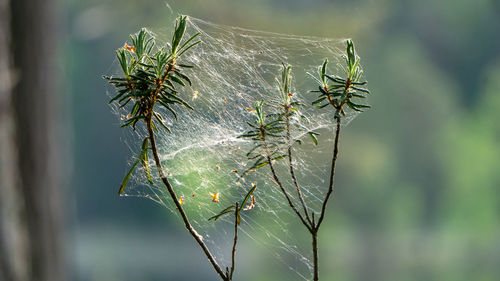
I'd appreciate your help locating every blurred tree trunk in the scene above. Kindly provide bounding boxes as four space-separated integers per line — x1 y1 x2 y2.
0 0 28 280
0 0 64 280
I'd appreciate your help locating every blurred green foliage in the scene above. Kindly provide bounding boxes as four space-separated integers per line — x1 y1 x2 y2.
66 0 500 280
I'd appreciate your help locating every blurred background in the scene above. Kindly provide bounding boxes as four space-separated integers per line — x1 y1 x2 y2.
1 0 499 281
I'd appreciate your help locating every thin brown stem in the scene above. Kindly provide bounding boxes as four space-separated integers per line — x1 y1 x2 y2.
266 153 312 232
285 113 312 225
315 117 341 230
146 120 228 281
229 202 239 280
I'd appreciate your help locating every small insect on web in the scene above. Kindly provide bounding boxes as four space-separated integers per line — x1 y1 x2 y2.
107 15 369 280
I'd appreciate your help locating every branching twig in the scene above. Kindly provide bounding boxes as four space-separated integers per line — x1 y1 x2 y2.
227 39 369 281
106 18 241 281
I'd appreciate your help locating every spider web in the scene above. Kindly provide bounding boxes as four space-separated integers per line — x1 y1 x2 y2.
112 16 367 280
